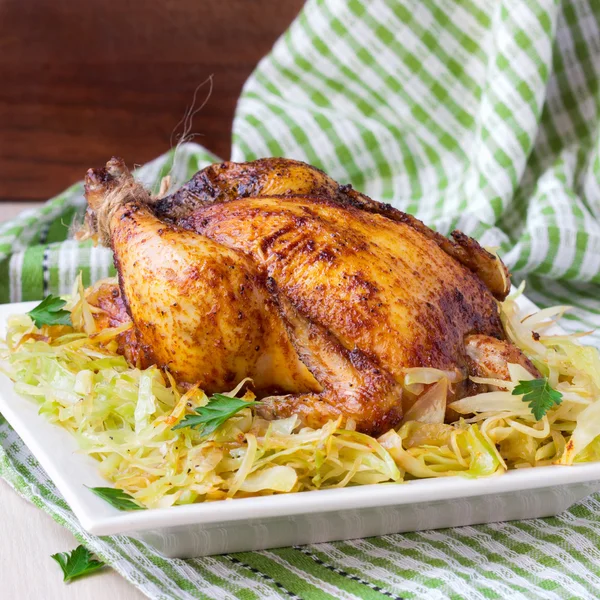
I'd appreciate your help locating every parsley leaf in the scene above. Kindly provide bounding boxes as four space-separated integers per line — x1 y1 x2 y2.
27 294 72 328
51 545 105 582
512 378 563 421
172 393 260 436
87 486 146 510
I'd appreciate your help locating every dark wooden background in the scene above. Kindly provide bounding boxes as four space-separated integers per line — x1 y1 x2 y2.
0 0 304 203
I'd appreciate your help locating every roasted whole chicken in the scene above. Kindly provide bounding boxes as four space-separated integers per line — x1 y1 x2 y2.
83 157 536 436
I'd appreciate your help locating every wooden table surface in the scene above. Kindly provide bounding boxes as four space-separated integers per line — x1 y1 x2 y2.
0 0 304 202
0 480 147 600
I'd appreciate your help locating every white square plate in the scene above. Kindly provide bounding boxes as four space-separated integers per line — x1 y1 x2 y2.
1 298 600 558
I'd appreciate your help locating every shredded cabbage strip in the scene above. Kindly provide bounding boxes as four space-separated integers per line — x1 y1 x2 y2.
2 277 600 508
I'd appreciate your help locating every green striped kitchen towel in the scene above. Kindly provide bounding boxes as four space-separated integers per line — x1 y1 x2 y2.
3 0 600 597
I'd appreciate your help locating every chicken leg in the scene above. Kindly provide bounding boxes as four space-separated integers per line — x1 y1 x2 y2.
85 160 320 396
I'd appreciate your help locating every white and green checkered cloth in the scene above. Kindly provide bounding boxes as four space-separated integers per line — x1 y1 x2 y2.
3 0 600 597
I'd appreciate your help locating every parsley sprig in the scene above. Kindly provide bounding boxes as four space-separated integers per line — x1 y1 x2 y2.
51 545 105 582
27 294 72 328
512 377 563 421
172 393 260 437
87 486 146 511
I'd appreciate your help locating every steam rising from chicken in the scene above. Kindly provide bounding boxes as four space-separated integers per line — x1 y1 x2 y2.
82 157 531 436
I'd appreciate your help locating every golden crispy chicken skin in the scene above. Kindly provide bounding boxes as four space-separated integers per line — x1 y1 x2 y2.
83 157 519 436
155 159 510 299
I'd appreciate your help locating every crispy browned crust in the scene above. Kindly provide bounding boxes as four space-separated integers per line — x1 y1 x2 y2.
156 158 510 299
86 157 509 299
183 193 504 374
153 158 342 218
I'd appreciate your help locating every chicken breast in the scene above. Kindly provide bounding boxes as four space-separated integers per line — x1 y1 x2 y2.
82 157 521 436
